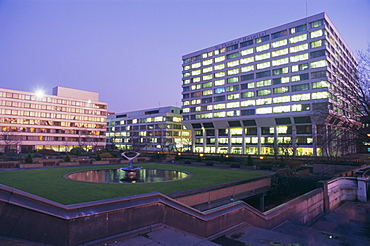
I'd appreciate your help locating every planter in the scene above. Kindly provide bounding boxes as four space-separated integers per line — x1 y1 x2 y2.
18 163 43 168
92 161 110 165
58 162 79 166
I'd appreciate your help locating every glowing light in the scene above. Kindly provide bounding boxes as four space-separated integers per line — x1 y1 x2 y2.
177 153 181 156
259 156 264 159
35 89 45 99
199 153 204 157
225 155 229 158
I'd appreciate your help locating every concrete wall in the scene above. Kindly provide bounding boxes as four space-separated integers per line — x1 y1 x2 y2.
0 177 365 245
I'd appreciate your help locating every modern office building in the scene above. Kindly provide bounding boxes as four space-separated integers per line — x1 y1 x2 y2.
181 12 359 156
0 86 107 153
106 106 192 152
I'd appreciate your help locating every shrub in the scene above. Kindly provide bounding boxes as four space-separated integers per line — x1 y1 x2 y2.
96 153 102 161
70 147 85 155
247 155 254 166
64 154 71 162
100 153 113 158
24 153 33 164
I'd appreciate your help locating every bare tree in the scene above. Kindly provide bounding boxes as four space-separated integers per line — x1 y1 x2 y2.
357 44 370 120
1 129 22 154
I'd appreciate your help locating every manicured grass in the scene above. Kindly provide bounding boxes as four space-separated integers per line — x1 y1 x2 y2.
0 163 265 205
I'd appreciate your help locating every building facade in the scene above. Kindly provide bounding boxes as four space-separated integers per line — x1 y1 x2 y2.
106 107 191 152
181 12 359 156
0 86 107 153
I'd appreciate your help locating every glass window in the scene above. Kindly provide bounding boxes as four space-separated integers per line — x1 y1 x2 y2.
291 93 310 101
310 19 324 28
215 95 226 102
214 63 225 70
292 83 309 92
241 82 255 90
227 44 238 51
256 35 270 43
291 73 309 82
241 65 254 73
226 102 240 108
290 24 307 34
256 43 270 52
240 48 253 56
240 56 254 64
311 70 327 79
271 48 288 57
312 80 330 89
312 91 330 99
257 89 271 96
310 50 326 58
241 100 255 107
271 30 287 39
256 70 271 78
203 66 213 73
191 62 201 68
227 93 240 100
227 52 239 59
203 59 213 66
271 39 288 48
291 63 308 72
256 107 272 114
241 74 254 81
226 85 239 92
290 43 308 53
227 77 239 83
241 109 255 115
256 61 270 69
202 82 213 88
273 95 290 103
255 52 271 61
311 40 323 48
215 71 226 78
273 67 289 75
273 105 290 113
214 103 226 109
203 74 213 80
214 87 225 94
290 53 309 63
241 91 255 98
289 34 307 43
310 29 323 38
272 57 289 66
227 60 240 67
214 79 225 86
201 97 213 103
273 86 289 94
203 89 213 95
240 40 253 47
310 60 327 68
183 65 190 71
215 56 225 63
256 80 271 87
256 98 272 105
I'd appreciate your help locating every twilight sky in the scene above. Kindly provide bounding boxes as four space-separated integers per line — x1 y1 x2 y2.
0 0 369 113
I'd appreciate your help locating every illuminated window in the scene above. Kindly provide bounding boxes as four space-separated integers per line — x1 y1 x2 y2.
227 60 240 67
291 63 309 72
226 85 239 92
310 29 323 38
311 40 323 48
240 56 254 64
203 90 213 96
312 80 330 89
203 66 213 73
290 24 306 34
241 82 255 89
215 56 225 63
214 63 225 70
214 103 226 109
256 61 270 69
256 43 270 52
201 113 213 119
256 52 270 61
191 62 201 68
310 19 324 28
241 100 255 107
256 80 271 87
227 77 239 83
226 110 240 117
289 34 307 43
226 102 240 108
227 68 239 75
227 94 240 100
271 48 288 57
183 72 190 78
273 95 290 103
256 98 272 105
273 87 289 94
290 53 309 63
190 84 201 90
193 77 201 83
227 52 239 59
291 93 310 101
312 91 330 99
272 57 289 66
310 60 327 68
291 73 309 82
214 79 225 86
290 43 308 53
214 111 226 118
257 89 271 96
241 65 254 73
256 107 272 114
256 35 270 43
214 87 225 94
273 67 289 75
183 65 191 71
203 74 213 80
215 71 225 78
242 91 255 98
183 79 190 85
272 39 288 48
273 105 290 113
202 82 212 88
292 83 309 92
240 48 253 56
203 59 213 66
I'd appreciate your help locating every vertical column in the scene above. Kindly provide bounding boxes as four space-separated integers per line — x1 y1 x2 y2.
292 124 297 156
228 127 231 153
312 124 317 156
259 193 265 212
357 178 368 202
242 126 246 155
257 126 261 155
215 128 219 154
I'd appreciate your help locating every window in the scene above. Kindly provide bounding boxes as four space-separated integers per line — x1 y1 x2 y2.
242 91 255 98
202 82 213 88
310 29 323 38
310 50 326 58
203 59 213 66
215 56 225 63
241 82 254 90
241 74 254 81
273 105 290 113
291 93 310 101
227 77 239 83
203 89 213 95
291 83 309 92
312 80 330 89
214 63 225 70
310 60 327 68
191 62 201 68
291 63 309 72
240 40 253 47
271 30 287 39
241 109 255 115
289 34 307 43
190 84 201 90
271 39 288 48
273 95 290 103
290 24 306 34
227 68 239 75
215 95 226 102
226 85 239 92
290 53 309 62
256 98 272 105
203 66 213 73
257 89 271 96
227 94 240 100
256 43 270 52
203 74 212 80
214 79 225 86
201 97 212 103
256 35 270 43
240 56 254 64
272 57 289 66
183 79 190 84
290 43 308 53
256 61 270 69
240 48 253 56
227 52 239 59
272 48 288 57
311 40 323 48
256 80 271 87
241 65 254 73
273 67 289 75
227 44 238 51
215 71 226 78
273 86 289 94
291 73 309 82
241 100 255 107
214 87 225 94
310 19 324 28
227 60 239 67
191 92 201 97
311 70 327 79
312 91 330 99
256 70 271 78
256 107 272 114
255 52 270 61
226 102 240 108
214 103 226 109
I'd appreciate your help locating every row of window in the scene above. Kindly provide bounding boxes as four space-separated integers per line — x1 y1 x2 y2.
0 91 107 109
106 130 190 138
107 116 183 126
1 126 104 136
194 137 313 145
0 100 106 116
107 123 185 131
0 118 105 129
0 109 106 123
183 20 325 63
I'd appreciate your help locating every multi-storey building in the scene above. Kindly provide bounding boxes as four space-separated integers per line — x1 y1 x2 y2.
106 107 191 152
181 12 359 156
0 86 107 153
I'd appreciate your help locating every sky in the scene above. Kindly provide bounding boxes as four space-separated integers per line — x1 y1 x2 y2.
0 0 369 113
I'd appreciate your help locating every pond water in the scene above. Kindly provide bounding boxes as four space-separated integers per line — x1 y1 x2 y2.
65 168 190 184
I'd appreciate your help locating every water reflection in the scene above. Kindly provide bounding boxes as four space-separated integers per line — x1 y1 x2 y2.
67 168 189 183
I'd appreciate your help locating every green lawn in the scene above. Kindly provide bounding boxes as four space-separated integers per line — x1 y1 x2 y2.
0 163 264 205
